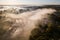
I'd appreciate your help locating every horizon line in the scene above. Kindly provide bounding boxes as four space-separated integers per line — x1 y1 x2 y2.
0 4 60 6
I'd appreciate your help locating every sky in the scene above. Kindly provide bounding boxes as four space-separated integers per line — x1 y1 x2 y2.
0 0 60 5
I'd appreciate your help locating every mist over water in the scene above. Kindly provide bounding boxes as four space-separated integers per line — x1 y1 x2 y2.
0 5 60 40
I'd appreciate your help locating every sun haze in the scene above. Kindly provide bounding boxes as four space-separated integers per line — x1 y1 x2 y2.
0 0 60 5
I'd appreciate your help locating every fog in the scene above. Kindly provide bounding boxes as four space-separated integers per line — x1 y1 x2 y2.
0 6 57 40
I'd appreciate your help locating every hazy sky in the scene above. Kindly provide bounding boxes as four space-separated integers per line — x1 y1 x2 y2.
0 0 60 5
